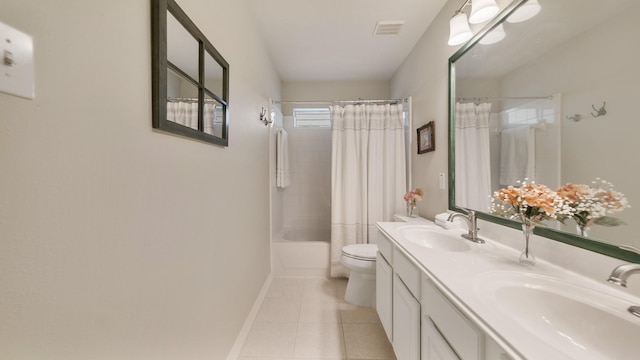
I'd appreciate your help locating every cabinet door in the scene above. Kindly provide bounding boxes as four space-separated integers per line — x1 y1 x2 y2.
393 274 420 360
376 252 393 341
423 317 460 360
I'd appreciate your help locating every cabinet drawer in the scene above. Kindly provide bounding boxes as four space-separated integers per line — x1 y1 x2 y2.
422 278 482 360
393 248 420 297
376 231 393 264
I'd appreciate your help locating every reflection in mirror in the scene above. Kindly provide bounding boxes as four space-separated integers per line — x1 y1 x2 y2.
167 12 199 81
450 0 640 261
205 51 224 97
152 0 229 146
204 94 224 137
167 67 199 130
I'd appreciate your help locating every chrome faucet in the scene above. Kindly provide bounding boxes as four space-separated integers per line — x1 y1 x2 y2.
448 210 484 244
607 263 640 318
607 263 640 287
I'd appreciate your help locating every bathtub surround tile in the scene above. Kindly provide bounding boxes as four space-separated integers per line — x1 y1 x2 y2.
293 322 346 358
240 322 297 358
343 323 396 359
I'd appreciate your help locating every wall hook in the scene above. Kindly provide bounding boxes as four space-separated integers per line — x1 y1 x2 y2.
259 107 272 126
566 101 607 122
590 102 606 117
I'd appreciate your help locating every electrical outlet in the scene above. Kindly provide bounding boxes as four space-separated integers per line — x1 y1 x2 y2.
439 173 446 190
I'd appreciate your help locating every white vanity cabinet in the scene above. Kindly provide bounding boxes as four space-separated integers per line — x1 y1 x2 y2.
421 276 482 360
376 251 393 340
393 250 422 360
376 226 518 360
376 231 422 360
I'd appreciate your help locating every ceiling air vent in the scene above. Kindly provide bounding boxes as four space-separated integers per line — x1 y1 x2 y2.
373 20 405 36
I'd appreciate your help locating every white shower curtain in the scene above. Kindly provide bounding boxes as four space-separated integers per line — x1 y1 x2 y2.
455 102 492 212
330 104 407 277
167 101 198 129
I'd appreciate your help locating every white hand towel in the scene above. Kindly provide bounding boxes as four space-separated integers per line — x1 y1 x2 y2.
499 126 535 186
434 212 463 229
276 128 290 188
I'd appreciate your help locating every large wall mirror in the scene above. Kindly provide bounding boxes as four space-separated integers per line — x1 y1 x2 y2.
448 0 640 262
152 0 230 146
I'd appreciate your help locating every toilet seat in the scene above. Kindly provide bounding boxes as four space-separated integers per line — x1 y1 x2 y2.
342 244 377 261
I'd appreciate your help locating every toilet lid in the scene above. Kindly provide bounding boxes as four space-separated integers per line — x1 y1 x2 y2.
342 244 378 261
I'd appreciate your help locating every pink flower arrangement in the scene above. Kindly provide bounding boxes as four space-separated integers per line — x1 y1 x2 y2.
404 188 424 206
556 178 630 231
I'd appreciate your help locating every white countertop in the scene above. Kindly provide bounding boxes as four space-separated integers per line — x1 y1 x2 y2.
376 220 640 360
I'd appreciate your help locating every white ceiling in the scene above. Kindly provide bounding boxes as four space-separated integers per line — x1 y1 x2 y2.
246 0 449 82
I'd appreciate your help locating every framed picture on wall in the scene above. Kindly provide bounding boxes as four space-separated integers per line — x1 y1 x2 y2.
417 121 435 154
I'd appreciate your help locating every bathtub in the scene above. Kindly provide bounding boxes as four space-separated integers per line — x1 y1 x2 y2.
272 228 330 276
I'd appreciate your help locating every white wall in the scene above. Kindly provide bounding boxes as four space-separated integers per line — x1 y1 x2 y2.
390 0 461 220
0 1 281 359
390 0 639 294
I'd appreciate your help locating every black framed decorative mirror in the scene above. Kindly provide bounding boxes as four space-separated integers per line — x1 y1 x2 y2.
151 0 230 146
448 0 640 263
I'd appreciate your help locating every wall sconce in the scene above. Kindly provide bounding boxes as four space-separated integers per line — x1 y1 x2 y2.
259 107 272 126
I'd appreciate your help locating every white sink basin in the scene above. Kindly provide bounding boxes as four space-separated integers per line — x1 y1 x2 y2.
398 226 471 252
476 271 640 359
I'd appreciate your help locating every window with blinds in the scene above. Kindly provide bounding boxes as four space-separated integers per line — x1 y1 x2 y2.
293 108 331 127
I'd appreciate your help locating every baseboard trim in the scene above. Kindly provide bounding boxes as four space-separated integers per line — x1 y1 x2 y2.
225 272 274 360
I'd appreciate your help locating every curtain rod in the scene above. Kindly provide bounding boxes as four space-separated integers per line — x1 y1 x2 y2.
457 95 553 102
272 98 409 105
168 97 219 103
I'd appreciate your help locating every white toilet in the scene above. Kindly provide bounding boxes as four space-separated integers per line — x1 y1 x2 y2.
341 243 378 307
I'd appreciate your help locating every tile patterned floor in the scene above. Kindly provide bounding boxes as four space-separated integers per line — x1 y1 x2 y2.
238 277 397 360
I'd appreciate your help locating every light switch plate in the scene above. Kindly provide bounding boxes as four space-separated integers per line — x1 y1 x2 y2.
0 22 34 99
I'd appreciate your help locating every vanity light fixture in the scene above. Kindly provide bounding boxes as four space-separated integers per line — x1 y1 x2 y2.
469 0 500 24
479 23 506 45
448 11 474 46
506 0 541 23
448 0 542 46
448 0 498 46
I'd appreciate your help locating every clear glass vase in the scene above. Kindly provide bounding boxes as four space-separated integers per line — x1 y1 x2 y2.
519 222 536 266
407 203 416 217
576 224 590 237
